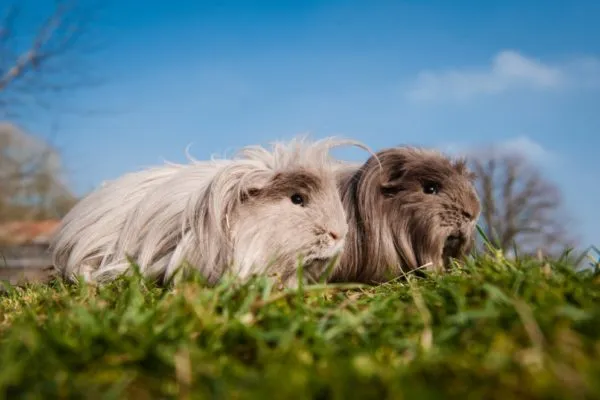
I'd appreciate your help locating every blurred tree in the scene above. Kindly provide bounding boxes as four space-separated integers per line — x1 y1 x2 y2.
0 122 77 221
0 0 103 221
469 147 576 257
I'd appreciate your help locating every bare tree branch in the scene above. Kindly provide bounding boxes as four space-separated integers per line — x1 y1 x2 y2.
0 0 104 119
469 147 577 257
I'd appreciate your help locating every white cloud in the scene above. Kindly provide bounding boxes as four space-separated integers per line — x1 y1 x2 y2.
495 136 551 162
406 50 600 102
440 135 554 165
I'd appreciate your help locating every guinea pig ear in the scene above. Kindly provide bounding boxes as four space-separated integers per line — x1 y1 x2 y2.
239 187 261 203
454 158 477 182
380 165 407 197
238 172 272 202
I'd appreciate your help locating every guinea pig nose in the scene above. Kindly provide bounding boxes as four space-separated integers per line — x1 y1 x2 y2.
329 231 340 241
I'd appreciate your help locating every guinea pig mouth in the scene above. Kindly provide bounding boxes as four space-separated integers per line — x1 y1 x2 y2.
302 253 341 270
442 233 465 259
303 255 334 264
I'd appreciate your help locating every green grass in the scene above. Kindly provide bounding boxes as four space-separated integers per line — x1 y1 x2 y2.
1 251 600 399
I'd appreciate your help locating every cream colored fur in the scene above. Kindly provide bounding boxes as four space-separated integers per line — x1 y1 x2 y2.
50 136 371 287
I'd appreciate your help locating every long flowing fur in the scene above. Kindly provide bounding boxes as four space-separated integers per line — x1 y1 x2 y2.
50 136 372 286
329 146 481 284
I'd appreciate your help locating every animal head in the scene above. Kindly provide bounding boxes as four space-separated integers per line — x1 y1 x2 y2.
334 146 481 283
183 136 372 287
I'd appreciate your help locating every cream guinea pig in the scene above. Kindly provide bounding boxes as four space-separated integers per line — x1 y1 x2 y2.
50 136 371 288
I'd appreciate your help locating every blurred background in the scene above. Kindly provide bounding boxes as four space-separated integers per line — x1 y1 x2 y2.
1 0 599 280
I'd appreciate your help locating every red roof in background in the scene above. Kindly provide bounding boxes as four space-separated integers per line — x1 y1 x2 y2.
0 219 60 246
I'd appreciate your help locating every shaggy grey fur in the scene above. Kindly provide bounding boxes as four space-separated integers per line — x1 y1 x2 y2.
329 146 481 284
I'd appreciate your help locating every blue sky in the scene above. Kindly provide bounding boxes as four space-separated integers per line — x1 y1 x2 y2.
13 0 600 247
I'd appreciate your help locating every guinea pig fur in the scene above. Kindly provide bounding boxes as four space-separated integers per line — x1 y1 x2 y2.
50 136 370 288
329 146 481 284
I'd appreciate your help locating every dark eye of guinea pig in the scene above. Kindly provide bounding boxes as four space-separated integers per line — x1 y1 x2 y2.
290 193 305 206
422 181 440 195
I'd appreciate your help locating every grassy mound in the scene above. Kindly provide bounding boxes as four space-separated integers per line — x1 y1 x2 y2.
1 252 599 399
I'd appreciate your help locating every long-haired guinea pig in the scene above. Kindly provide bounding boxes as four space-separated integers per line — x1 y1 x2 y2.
328 146 481 284
50 136 370 288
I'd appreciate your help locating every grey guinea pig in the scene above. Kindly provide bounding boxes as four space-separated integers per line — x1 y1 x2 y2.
329 146 481 284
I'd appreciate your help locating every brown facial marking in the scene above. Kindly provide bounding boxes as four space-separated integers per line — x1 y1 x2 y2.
244 169 325 203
